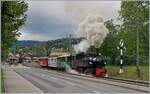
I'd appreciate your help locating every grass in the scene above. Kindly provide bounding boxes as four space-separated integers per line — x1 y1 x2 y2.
106 65 149 81
0 69 5 93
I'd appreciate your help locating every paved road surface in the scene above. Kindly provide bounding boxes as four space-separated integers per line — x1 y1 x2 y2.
13 67 145 93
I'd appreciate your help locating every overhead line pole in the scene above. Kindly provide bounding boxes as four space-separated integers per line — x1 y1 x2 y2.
136 2 140 80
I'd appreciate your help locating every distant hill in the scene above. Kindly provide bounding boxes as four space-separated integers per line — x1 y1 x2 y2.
10 38 84 57
11 40 47 49
11 37 83 49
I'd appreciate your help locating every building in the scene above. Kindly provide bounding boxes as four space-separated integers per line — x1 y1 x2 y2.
49 51 70 57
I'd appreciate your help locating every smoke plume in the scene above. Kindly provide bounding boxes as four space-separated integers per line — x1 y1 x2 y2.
74 40 90 53
74 14 108 53
63 2 112 53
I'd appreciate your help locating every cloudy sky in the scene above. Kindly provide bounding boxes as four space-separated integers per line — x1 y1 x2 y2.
18 1 121 41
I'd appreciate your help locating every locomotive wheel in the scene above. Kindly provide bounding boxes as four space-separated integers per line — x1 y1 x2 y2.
84 68 92 75
77 67 84 73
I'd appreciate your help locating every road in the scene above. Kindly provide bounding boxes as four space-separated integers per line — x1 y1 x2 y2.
13 67 145 93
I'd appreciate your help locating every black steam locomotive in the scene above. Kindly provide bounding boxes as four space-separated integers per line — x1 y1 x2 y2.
71 52 106 76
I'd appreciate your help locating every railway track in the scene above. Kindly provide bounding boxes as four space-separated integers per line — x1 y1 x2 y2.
13 67 148 93
23 64 149 91
35 67 148 92
46 68 149 87
102 76 149 87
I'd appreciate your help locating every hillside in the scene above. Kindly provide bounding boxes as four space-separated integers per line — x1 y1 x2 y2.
11 40 46 49
11 38 83 52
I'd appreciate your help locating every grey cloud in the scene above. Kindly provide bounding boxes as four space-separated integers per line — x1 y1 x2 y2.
20 1 75 40
19 1 121 41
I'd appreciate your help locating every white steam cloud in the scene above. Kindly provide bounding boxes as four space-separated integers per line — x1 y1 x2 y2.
74 14 108 53
63 1 113 53
74 40 90 53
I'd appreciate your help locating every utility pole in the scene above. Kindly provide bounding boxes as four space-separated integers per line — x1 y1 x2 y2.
136 3 140 79
69 34 72 53
69 34 73 67
46 41 50 57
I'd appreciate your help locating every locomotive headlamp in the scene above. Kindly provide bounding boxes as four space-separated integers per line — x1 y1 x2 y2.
89 62 92 64
93 58 96 61
89 57 92 61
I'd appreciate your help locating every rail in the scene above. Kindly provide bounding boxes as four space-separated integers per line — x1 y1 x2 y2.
102 76 149 87
24 64 149 91
51 69 149 87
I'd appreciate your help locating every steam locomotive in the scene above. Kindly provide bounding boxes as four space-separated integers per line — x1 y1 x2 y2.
39 52 107 77
72 53 106 76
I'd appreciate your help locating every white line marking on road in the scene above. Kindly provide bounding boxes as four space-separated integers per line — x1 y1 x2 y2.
56 78 76 86
50 77 57 80
93 91 100 94
65 81 76 86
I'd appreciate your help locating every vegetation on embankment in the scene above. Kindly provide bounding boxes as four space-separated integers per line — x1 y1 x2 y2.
106 65 149 81
0 69 5 93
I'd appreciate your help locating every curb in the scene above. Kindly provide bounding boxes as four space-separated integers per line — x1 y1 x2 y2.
1 67 7 93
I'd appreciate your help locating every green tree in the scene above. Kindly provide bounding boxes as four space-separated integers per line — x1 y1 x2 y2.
100 19 120 65
100 1 149 65
32 44 47 57
1 1 28 60
101 19 120 57
119 1 149 64
45 41 51 56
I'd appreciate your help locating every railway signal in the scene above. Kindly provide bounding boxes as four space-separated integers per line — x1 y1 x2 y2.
117 39 125 74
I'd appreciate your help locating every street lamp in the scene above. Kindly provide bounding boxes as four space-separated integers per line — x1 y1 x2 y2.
117 39 126 74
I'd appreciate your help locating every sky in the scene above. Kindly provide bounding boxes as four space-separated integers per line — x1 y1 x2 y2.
18 1 121 41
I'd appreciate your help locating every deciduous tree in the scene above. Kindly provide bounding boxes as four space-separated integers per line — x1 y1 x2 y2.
1 1 28 60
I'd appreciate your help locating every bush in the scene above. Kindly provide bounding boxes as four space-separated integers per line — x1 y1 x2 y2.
103 55 148 66
0 69 5 93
